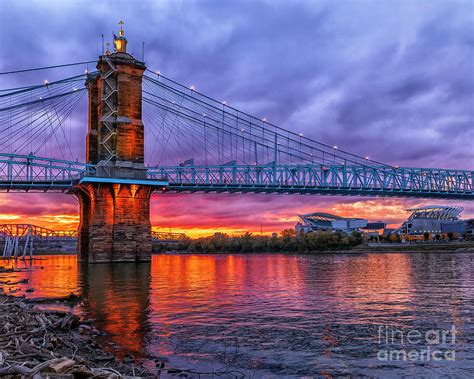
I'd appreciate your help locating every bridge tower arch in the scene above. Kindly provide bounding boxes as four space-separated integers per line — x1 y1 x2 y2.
76 26 151 262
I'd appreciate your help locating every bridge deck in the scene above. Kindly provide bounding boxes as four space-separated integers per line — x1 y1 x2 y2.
0 154 472 199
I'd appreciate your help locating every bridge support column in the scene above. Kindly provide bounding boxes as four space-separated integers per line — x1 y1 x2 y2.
76 183 151 263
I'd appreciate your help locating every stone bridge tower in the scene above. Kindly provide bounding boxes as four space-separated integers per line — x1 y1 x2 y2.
76 24 152 262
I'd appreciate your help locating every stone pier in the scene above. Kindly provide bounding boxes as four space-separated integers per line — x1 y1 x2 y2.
76 28 152 262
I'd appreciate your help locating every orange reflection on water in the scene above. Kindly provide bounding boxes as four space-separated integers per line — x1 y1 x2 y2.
0 255 78 299
330 253 414 319
80 263 151 358
147 254 307 358
2 252 471 377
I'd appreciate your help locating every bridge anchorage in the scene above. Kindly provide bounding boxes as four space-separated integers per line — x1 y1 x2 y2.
0 23 473 262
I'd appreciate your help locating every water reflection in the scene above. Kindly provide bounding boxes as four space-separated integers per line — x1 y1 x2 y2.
0 255 78 298
80 262 151 358
1 253 474 377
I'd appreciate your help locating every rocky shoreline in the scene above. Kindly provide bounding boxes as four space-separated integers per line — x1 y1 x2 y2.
0 292 156 378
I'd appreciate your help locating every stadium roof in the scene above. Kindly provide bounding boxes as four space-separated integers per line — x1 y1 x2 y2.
298 212 366 228
406 205 463 221
299 212 345 222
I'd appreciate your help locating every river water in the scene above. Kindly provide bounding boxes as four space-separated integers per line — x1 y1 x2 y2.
1 253 474 377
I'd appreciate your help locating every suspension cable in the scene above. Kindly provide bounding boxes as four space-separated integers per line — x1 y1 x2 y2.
0 61 96 75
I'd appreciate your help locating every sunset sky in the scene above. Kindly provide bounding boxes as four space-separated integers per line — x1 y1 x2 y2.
0 0 473 237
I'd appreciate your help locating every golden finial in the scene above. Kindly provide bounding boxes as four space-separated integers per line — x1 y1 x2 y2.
114 20 128 53
119 20 124 37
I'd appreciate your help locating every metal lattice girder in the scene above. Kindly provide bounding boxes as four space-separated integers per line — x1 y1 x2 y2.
147 164 474 200
0 153 94 191
99 57 118 166
0 153 472 199
151 231 188 242
0 224 77 240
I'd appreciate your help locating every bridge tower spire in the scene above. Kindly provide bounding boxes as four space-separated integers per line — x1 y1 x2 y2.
76 23 151 262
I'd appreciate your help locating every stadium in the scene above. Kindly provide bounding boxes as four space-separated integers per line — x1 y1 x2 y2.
295 212 368 234
395 205 466 237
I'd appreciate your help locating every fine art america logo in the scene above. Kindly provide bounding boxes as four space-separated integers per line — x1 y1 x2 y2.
377 325 456 362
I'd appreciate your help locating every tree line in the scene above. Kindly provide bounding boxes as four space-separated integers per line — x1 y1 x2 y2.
155 229 364 254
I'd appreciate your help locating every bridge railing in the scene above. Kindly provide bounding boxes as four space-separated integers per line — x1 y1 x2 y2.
0 153 472 199
0 154 93 190
147 164 474 198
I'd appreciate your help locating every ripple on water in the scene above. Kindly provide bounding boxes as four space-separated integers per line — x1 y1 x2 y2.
1 252 474 377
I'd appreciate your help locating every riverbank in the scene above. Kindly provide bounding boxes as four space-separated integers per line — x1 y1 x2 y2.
354 241 474 254
0 292 153 378
157 241 474 255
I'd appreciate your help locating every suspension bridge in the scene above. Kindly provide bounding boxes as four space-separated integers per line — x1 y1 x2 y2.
1 24 472 261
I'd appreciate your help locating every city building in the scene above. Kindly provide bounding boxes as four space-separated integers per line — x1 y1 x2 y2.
395 205 465 237
296 212 367 234
359 222 388 238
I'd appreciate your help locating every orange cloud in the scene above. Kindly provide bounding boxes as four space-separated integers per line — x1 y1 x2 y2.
1 193 473 236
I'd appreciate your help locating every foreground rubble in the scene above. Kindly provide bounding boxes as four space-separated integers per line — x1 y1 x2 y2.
0 294 152 378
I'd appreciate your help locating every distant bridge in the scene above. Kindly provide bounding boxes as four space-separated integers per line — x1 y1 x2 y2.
0 224 76 258
0 224 76 240
151 231 188 243
0 224 188 247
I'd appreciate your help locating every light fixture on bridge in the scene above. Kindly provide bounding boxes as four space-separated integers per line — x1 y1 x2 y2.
105 42 111 56
333 145 338 149
190 85 195 91
43 80 48 85
299 133 304 137
222 101 227 105
156 71 161 76
365 156 369 160
84 69 88 74
114 20 127 53
262 118 267 123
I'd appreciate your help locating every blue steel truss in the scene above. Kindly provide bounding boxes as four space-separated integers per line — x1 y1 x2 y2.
0 153 472 199
148 164 474 200
0 62 472 200
0 153 93 191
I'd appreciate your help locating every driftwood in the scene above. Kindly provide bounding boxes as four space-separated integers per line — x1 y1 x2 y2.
0 294 151 378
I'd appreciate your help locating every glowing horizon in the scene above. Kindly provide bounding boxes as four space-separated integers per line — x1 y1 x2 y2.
1 194 473 238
